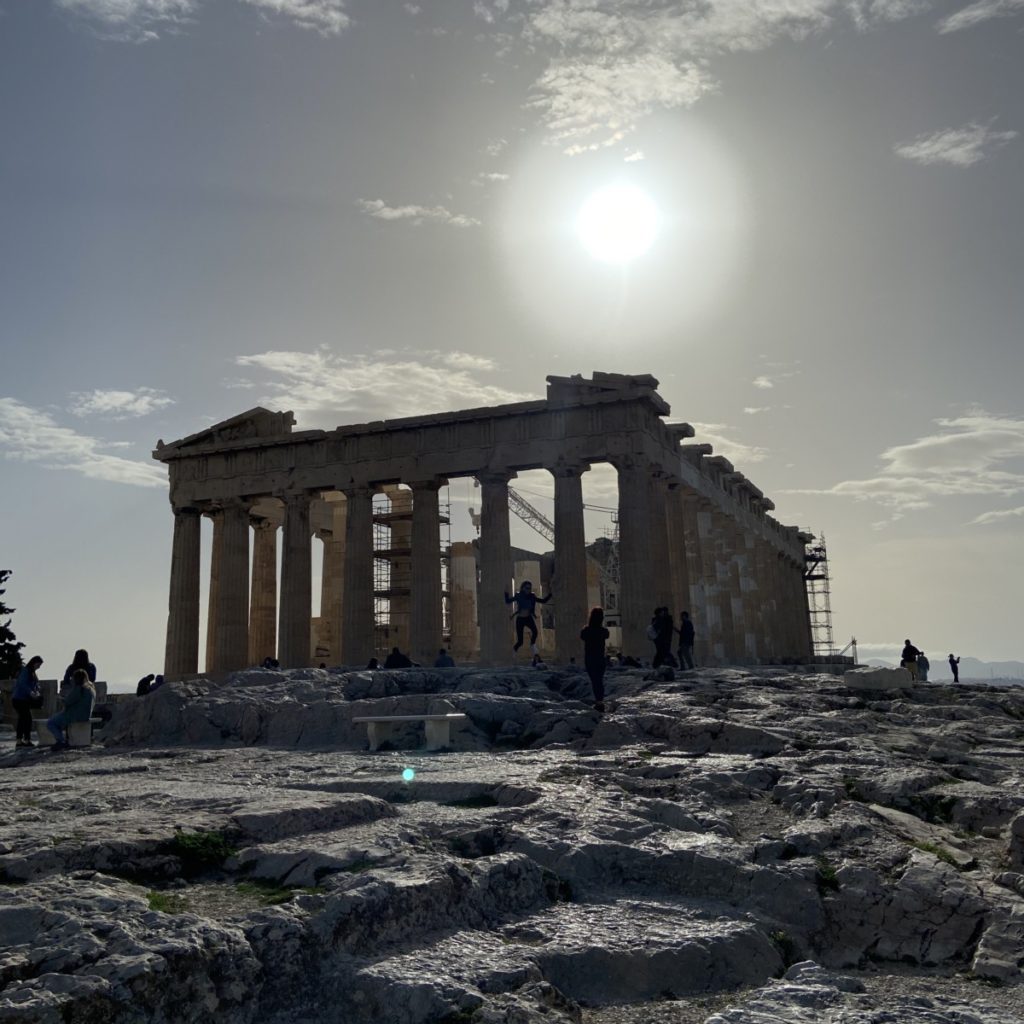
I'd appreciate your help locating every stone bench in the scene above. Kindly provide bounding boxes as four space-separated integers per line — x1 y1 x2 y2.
352 713 468 752
34 718 104 748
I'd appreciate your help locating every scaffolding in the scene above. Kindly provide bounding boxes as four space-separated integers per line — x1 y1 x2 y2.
804 532 835 657
372 488 451 658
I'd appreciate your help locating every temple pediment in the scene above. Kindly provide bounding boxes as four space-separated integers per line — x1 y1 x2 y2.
155 408 295 457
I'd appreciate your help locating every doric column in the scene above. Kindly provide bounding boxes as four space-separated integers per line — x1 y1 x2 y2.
279 491 312 668
248 518 278 666
648 471 673 613
210 499 250 674
738 530 761 662
477 471 514 665
204 509 223 673
615 457 657 659
710 507 737 663
341 484 375 665
723 519 750 662
409 479 444 666
753 537 777 660
680 491 708 660
449 541 478 661
695 499 725 664
319 496 347 663
164 505 202 679
551 461 589 665
666 484 692 627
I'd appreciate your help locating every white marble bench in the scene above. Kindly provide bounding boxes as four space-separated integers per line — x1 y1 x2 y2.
35 717 103 748
352 712 468 752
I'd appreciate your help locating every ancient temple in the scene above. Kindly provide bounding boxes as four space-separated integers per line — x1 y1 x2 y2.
153 372 812 678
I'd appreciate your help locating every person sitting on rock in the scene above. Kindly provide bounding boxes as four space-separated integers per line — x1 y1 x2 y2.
136 674 155 696
383 646 413 669
366 657 380 670
949 653 960 683
434 648 455 668
900 639 920 681
530 652 547 669
46 668 95 750
505 581 551 656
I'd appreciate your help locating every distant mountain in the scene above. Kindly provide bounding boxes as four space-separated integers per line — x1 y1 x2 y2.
863 656 1024 682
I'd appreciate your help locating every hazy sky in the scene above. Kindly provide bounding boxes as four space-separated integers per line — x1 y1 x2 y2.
2 0 1022 687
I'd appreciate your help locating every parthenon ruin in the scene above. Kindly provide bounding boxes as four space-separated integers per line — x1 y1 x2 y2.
154 372 813 678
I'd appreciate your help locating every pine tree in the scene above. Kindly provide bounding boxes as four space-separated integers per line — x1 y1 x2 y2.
0 569 25 680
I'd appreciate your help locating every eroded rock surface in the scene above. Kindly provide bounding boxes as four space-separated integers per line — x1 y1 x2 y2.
3 666 1024 1023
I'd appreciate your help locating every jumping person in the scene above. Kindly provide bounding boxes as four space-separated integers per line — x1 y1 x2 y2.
505 581 551 655
580 607 610 712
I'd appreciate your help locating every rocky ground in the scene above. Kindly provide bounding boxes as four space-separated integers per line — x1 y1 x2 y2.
3 664 1024 1023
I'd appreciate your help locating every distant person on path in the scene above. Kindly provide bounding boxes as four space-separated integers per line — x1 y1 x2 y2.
434 648 455 668
580 607 610 712
136 674 155 696
917 651 930 682
676 611 696 670
505 581 551 656
12 654 44 748
900 639 920 681
62 649 96 689
46 667 95 750
650 607 674 667
383 646 412 669
949 654 960 683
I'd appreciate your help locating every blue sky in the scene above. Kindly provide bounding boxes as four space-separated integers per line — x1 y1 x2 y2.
2 0 1022 686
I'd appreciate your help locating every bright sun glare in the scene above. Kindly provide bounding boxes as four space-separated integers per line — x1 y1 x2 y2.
576 184 659 264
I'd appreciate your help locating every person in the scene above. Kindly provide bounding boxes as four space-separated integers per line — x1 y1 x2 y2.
917 650 930 682
949 653 960 683
650 607 674 667
505 581 551 655
149 674 165 692
530 652 548 669
677 611 696 670
383 646 412 669
12 654 44 748
136 673 155 696
62 649 96 688
434 648 455 668
366 657 380 670
580 607 610 712
261 656 280 669
46 667 95 750
900 639 920 681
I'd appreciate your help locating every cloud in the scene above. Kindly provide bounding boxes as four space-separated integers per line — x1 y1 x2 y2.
357 199 481 228
69 387 175 419
784 409 1024 512
970 506 1024 526
895 121 1018 167
624 150 645 162
233 348 534 425
238 0 349 35
743 407 771 415
0 398 166 488
54 0 195 41
752 377 774 390
689 422 769 465
938 0 1024 32
403 2 420 13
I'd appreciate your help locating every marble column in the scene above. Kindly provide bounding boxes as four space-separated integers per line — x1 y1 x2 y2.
710 507 737 663
551 462 589 665
204 510 224 674
279 491 312 668
753 537 777 660
409 479 443 666
695 499 725 664
725 520 752 662
319 496 347 663
341 485 375 665
615 458 656 659
738 530 762 662
680 491 708 662
248 518 278 666
210 499 250 674
449 541 478 661
649 472 674 614
666 484 693 628
477 471 514 665
164 506 202 679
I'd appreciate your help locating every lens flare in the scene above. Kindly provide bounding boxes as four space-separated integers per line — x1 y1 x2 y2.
402 767 416 782
576 184 659 264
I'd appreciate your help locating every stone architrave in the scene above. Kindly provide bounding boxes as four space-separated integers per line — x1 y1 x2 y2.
279 491 312 669
615 457 658 658
248 518 278 667
204 510 224 674
210 499 250 674
409 479 444 666
164 506 202 680
551 462 589 665
341 485 375 666
477 471 514 665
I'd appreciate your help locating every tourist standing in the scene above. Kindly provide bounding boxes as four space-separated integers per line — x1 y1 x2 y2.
949 653 960 683
46 667 95 750
505 581 551 655
580 607 610 712
12 654 43 748
651 607 674 667
917 651 930 682
434 648 455 668
677 611 696 670
900 639 920 681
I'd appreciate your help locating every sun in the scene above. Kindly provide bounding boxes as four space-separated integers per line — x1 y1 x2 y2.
575 184 659 264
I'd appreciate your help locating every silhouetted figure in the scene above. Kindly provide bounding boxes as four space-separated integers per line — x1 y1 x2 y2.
261 656 280 669
47 667 95 750
650 607 674 667
12 654 43 748
63 649 96 688
383 646 412 669
676 611 696 669
530 652 548 669
580 607 610 712
917 651 930 682
136 674 155 696
366 657 380 670
949 653 960 683
505 581 551 655
900 639 920 681
434 648 455 668
149 674 165 692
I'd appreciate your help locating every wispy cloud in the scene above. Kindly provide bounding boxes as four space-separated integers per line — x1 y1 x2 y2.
895 121 1018 167
743 406 771 415
938 0 1024 33
969 506 1024 526
0 398 165 488
357 199 481 228
233 348 533 425
751 359 801 391
690 422 769 465
69 387 175 419
238 0 349 36
784 410 1024 512
752 376 774 390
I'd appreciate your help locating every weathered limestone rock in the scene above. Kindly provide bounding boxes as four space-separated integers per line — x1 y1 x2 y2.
843 666 913 691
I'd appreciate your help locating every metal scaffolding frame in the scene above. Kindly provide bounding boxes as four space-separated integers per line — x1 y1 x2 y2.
804 532 835 657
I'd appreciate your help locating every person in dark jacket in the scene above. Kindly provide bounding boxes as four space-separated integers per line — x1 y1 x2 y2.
62 649 96 689
580 607 610 712
136 674 155 696
900 640 920 681
433 649 455 668
948 653 960 683
505 581 551 655
383 647 412 669
651 607 674 667
12 655 43 748
676 611 696 669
